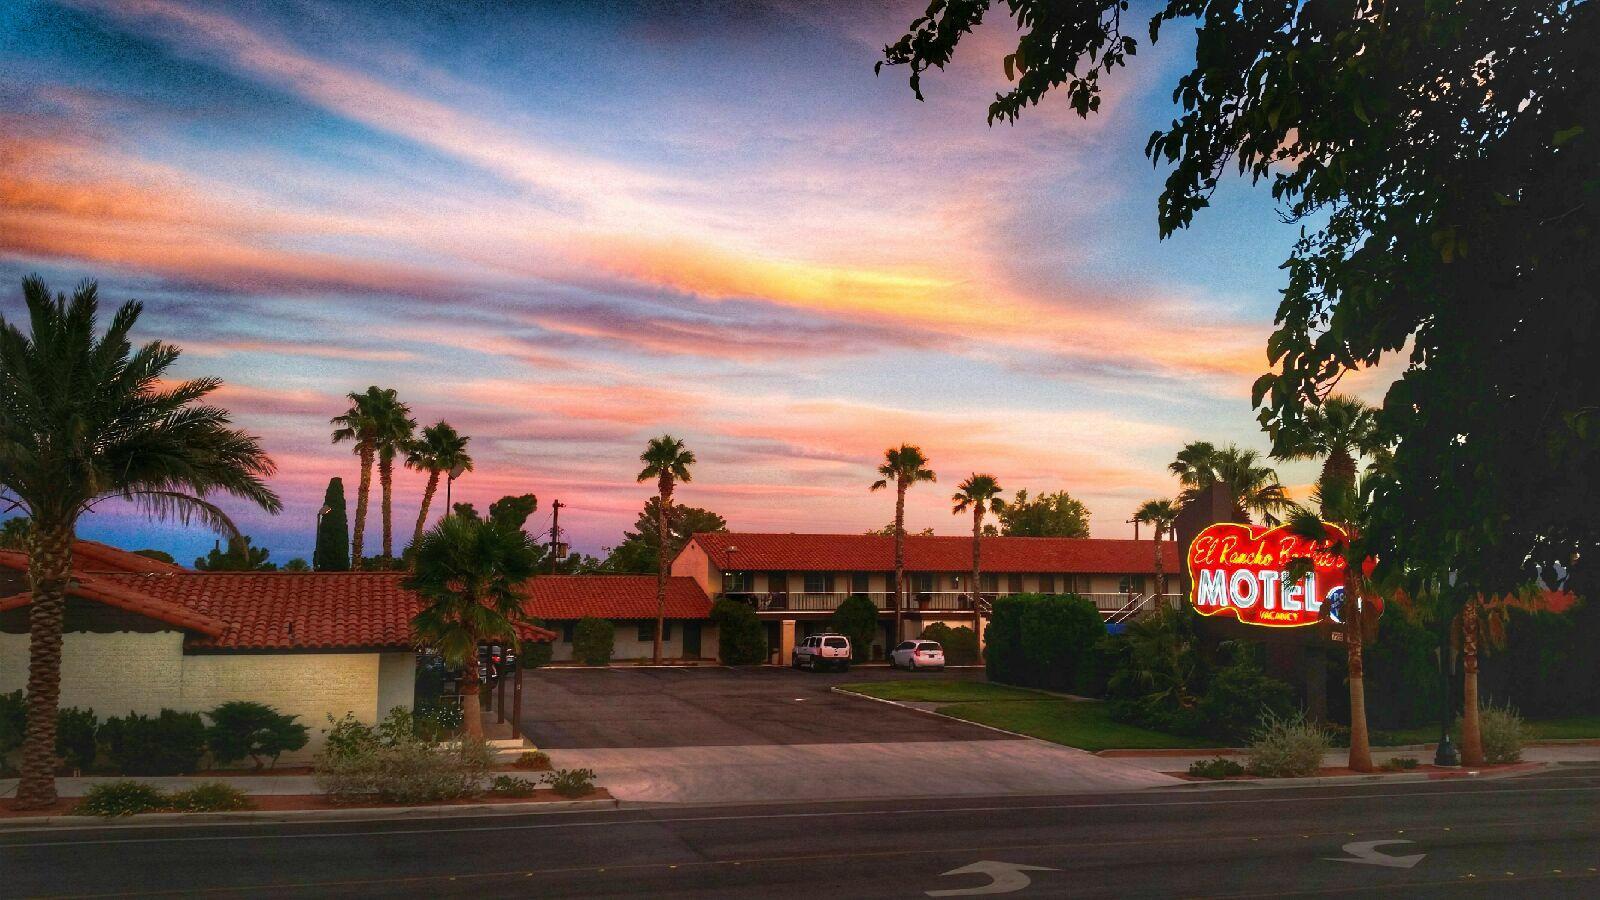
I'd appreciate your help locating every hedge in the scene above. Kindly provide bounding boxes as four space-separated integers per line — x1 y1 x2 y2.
573 617 615 666
829 594 879 662
920 623 979 665
986 593 1104 692
711 598 768 665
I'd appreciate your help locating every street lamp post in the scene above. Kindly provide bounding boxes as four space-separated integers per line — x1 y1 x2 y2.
1435 572 1462 767
445 462 468 512
313 505 332 570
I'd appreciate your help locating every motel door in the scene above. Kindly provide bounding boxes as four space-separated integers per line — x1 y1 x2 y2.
682 621 703 658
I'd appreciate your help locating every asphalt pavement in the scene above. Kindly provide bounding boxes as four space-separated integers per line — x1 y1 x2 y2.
5 764 1597 897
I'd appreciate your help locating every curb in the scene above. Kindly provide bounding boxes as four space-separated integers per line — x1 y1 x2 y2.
1165 762 1548 790
0 797 620 832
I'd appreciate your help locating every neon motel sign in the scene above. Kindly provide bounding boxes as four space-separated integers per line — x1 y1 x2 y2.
1186 522 1349 628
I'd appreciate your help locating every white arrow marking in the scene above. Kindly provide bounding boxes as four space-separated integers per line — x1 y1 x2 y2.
927 860 1059 896
1324 839 1425 869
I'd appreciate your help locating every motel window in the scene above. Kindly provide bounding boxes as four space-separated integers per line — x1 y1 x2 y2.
851 572 871 594
1120 575 1147 594
1038 573 1056 594
914 572 935 593
804 573 835 594
636 621 673 642
1007 573 1024 594
979 573 999 593
770 572 788 593
561 622 575 643
723 570 753 593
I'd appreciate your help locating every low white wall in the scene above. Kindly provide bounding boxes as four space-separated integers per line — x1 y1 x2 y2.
0 632 414 764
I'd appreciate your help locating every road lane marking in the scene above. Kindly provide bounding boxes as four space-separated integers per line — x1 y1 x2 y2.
3 784 1596 848
927 861 1058 896
1324 839 1424 868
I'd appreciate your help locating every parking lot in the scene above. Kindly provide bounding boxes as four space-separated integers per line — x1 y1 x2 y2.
518 666 1178 804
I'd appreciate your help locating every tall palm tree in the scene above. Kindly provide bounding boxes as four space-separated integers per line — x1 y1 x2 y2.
952 474 1004 651
405 421 473 554
0 276 279 808
331 387 413 567
1274 395 1379 504
637 435 696 664
1170 442 1290 524
871 444 936 644
1133 498 1180 613
405 512 538 738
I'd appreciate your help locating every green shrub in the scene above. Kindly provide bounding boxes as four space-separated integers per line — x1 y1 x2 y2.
1477 701 1526 763
489 775 540 797
1194 650 1295 744
518 623 554 670
168 782 255 812
543 767 598 798
1187 757 1245 779
514 750 552 771
1381 756 1420 771
984 596 1027 684
0 690 24 761
1018 594 1106 691
73 781 170 817
829 594 879 662
205 701 309 769
711 598 767 665
99 709 207 776
314 709 494 803
1247 710 1331 777
412 700 464 742
56 707 99 773
920 623 980 665
573 617 614 665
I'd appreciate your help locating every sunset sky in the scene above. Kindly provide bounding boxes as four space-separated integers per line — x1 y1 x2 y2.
0 0 1385 564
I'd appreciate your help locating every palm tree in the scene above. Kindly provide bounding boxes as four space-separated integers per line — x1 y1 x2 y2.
952 474 1004 652
637 435 696 664
331 387 413 567
871 444 936 644
1133 498 1180 614
405 512 538 738
1170 442 1290 524
1274 395 1379 504
405 421 473 554
0 276 279 808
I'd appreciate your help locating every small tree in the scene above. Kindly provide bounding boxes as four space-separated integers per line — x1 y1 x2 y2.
194 535 276 571
829 594 881 662
313 477 350 571
205 701 310 770
920 623 979 666
711 599 767 665
573 618 615 666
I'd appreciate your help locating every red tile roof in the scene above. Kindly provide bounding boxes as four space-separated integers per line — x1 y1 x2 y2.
0 572 227 637
522 576 712 621
684 532 1179 574
73 540 189 573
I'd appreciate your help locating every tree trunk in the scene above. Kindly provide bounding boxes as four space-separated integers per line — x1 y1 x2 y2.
351 443 374 569
654 478 671 665
1151 529 1164 617
971 506 982 654
1345 577 1373 772
460 663 483 738
412 470 440 555
893 481 906 646
15 524 72 809
1460 597 1485 766
379 453 395 560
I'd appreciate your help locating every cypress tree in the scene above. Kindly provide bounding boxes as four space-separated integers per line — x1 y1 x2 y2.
313 477 350 571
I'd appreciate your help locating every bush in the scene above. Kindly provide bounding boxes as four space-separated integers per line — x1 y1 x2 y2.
99 709 207 776
73 781 170 817
169 782 255 812
412 700 464 742
56 707 99 773
0 690 24 761
1477 701 1526 763
1187 757 1245 779
543 767 598 798
573 617 614 666
987 594 1105 691
314 708 494 803
1247 710 1331 777
711 598 767 665
1381 756 1420 771
1194 650 1295 744
829 594 879 662
489 775 540 797
920 623 979 665
205 701 309 770
514 750 552 771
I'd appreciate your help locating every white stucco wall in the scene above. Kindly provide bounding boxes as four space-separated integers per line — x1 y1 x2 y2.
547 621 719 662
1 632 415 764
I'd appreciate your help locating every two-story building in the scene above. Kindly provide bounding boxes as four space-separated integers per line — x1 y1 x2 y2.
671 532 1178 662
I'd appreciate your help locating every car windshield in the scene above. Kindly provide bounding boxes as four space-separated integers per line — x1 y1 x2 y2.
823 638 848 648
917 642 941 651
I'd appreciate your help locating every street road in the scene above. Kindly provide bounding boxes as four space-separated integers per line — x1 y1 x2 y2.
4 765 1598 898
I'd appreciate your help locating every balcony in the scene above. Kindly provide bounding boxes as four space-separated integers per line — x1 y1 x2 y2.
723 591 986 614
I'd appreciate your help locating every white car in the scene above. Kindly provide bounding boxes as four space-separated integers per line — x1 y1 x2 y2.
891 640 946 671
792 633 852 671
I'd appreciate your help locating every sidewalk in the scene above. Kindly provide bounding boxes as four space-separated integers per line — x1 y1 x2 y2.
1099 742 1600 776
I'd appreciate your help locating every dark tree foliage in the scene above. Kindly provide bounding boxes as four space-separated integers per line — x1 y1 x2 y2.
313 477 350 571
132 549 176 565
194 535 275 571
995 489 1091 538
829 594 881 662
601 500 727 574
881 2 1599 599
711 598 769 665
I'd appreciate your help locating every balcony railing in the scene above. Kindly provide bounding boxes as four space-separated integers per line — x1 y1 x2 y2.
724 590 987 613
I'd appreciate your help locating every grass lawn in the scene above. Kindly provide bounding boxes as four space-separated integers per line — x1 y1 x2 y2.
838 680 1215 752
1373 714 1600 747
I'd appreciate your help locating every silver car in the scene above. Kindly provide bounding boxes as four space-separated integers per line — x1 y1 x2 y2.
792 633 852 671
891 640 946 671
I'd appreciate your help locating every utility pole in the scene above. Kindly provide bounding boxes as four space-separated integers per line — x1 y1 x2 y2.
549 499 564 574
1127 517 1140 540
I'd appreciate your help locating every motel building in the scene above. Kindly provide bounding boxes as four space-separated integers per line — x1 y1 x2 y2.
672 532 1179 662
